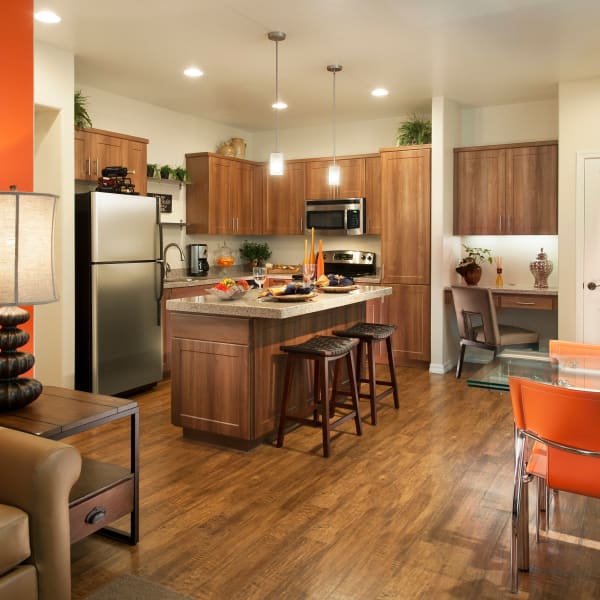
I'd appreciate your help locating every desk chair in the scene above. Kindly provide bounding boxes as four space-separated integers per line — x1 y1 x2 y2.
508 377 600 594
451 286 539 378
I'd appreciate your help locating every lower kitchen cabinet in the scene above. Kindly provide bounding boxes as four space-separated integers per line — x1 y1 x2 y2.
162 284 212 376
382 284 430 364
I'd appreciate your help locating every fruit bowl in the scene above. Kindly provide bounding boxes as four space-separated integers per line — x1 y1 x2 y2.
207 286 248 301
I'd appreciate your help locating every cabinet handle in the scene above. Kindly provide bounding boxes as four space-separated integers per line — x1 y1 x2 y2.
94 158 98 176
86 158 91 176
515 301 536 305
499 214 503 232
237 217 240 232
299 218 303 233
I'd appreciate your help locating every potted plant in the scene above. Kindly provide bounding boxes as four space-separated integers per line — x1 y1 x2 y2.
74 90 92 129
173 166 190 183
396 114 431 146
239 241 272 268
456 245 493 285
159 164 173 180
146 163 158 178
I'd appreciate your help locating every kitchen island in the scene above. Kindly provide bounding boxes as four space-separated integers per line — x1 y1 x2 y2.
166 285 391 450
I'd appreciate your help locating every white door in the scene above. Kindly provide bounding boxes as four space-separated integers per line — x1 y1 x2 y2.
577 154 600 343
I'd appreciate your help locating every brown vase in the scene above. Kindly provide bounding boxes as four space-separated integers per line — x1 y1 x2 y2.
456 263 482 285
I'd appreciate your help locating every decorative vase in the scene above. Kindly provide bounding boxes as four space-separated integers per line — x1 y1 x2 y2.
529 248 553 288
216 141 235 156
456 263 482 286
230 138 246 158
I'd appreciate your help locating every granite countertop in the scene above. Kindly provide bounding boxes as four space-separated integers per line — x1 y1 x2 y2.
166 285 391 319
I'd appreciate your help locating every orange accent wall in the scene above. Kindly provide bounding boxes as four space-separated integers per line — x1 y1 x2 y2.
1 2 34 373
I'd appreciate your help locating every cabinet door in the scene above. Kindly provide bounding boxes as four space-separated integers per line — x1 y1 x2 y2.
125 139 147 196
305 158 365 199
506 143 557 234
383 284 430 363
93 134 123 178
365 156 381 234
453 148 505 234
264 161 306 234
230 161 256 234
75 129 93 180
381 147 431 284
208 158 232 234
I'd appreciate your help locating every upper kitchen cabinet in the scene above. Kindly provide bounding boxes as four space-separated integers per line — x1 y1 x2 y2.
453 140 558 235
305 157 365 199
185 153 261 235
364 155 382 234
380 146 431 285
74 127 149 195
263 160 306 235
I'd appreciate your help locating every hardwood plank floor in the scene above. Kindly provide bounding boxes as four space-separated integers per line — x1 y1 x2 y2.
69 366 600 599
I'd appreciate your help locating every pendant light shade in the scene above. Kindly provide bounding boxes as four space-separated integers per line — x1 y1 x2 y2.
327 64 342 187
268 31 286 176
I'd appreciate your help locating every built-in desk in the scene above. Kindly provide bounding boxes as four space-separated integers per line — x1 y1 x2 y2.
444 286 558 310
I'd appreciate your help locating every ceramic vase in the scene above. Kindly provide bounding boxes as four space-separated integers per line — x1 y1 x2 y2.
456 263 482 286
530 248 553 288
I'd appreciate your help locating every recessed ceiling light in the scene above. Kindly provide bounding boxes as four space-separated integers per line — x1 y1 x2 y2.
272 101 288 110
184 67 204 78
34 10 61 24
371 87 389 97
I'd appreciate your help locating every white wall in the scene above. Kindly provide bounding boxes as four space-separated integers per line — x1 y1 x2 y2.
557 77 600 341
34 42 75 388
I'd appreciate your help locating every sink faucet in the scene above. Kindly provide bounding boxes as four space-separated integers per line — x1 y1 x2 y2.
163 243 185 276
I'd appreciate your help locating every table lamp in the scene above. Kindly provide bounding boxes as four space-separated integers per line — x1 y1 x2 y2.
0 190 58 411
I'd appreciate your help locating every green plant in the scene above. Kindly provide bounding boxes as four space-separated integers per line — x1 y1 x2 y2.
159 164 173 179
147 163 158 178
395 114 431 146
74 90 92 129
173 166 189 183
239 241 272 265
457 245 493 268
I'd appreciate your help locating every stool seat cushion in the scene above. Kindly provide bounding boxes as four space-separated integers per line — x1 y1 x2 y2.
281 335 358 357
333 322 396 340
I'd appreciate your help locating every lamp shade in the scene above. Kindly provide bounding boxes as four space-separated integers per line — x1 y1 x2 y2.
0 191 58 306
269 152 284 176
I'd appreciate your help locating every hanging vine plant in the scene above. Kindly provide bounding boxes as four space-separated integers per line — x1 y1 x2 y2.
396 114 431 146
74 90 93 129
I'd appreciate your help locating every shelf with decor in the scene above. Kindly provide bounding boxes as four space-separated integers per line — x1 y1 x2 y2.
147 176 187 225
147 177 187 190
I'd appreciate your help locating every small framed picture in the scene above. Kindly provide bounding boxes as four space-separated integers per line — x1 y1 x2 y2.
148 193 172 213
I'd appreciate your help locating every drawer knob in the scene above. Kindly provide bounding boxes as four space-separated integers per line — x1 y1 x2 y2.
85 507 107 524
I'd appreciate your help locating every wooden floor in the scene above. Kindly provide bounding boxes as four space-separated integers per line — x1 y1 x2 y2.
69 365 600 599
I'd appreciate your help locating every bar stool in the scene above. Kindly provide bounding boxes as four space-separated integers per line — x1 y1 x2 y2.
333 322 399 425
276 336 362 458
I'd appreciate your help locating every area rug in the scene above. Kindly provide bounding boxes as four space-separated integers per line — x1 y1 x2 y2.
85 574 194 600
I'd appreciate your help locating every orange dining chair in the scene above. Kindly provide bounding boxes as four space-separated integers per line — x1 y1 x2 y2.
508 376 600 594
451 286 539 378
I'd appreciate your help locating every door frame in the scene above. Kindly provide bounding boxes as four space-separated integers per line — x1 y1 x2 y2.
575 151 600 341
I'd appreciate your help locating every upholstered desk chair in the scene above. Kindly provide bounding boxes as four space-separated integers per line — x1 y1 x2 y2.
451 286 539 378
508 377 600 594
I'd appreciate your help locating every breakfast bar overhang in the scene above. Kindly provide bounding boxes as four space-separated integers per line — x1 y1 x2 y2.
166 286 392 450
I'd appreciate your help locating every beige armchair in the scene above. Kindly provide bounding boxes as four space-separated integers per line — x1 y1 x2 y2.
0 426 81 600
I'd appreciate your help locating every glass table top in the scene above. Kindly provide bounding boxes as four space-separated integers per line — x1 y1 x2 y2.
467 349 600 392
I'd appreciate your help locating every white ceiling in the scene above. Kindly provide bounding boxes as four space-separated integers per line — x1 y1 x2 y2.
33 0 600 131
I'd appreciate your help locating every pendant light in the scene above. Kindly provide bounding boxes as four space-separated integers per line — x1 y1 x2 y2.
268 31 287 176
327 64 342 186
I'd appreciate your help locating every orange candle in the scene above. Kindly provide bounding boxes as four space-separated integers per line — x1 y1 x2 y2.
309 227 315 264
317 240 325 278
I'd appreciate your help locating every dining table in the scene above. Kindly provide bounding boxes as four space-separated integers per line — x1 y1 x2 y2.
467 348 600 572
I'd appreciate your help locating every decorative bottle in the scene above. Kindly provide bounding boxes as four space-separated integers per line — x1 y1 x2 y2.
529 248 553 288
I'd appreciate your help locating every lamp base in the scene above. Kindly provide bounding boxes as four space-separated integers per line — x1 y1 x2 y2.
0 306 42 411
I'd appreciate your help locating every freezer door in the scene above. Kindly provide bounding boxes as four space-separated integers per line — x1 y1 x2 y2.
91 192 158 262
92 262 162 395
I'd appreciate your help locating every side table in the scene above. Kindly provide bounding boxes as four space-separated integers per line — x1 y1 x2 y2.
0 386 139 545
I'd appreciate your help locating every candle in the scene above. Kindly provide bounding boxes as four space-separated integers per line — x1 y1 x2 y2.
317 239 325 278
310 227 315 264
304 239 308 264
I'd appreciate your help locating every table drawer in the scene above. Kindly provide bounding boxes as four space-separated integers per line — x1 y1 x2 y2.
69 458 134 544
500 295 555 310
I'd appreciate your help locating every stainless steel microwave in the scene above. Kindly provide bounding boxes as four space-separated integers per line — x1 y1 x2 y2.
305 198 366 235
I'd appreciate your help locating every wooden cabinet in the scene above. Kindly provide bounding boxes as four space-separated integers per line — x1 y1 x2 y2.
365 155 382 234
305 157 366 199
380 145 431 364
74 127 148 195
453 140 558 234
162 284 212 376
185 153 261 235
263 161 306 234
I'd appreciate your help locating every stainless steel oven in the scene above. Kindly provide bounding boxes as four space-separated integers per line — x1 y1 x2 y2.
305 197 365 235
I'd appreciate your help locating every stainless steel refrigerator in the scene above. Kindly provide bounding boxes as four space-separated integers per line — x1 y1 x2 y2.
75 191 163 395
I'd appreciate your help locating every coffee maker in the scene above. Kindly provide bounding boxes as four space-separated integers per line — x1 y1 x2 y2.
188 243 210 276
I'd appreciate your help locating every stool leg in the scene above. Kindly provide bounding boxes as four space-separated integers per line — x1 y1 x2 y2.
356 340 364 386
346 350 362 436
276 356 294 448
385 336 400 409
366 340 378 425
320 357 332 458
312 360 320 424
